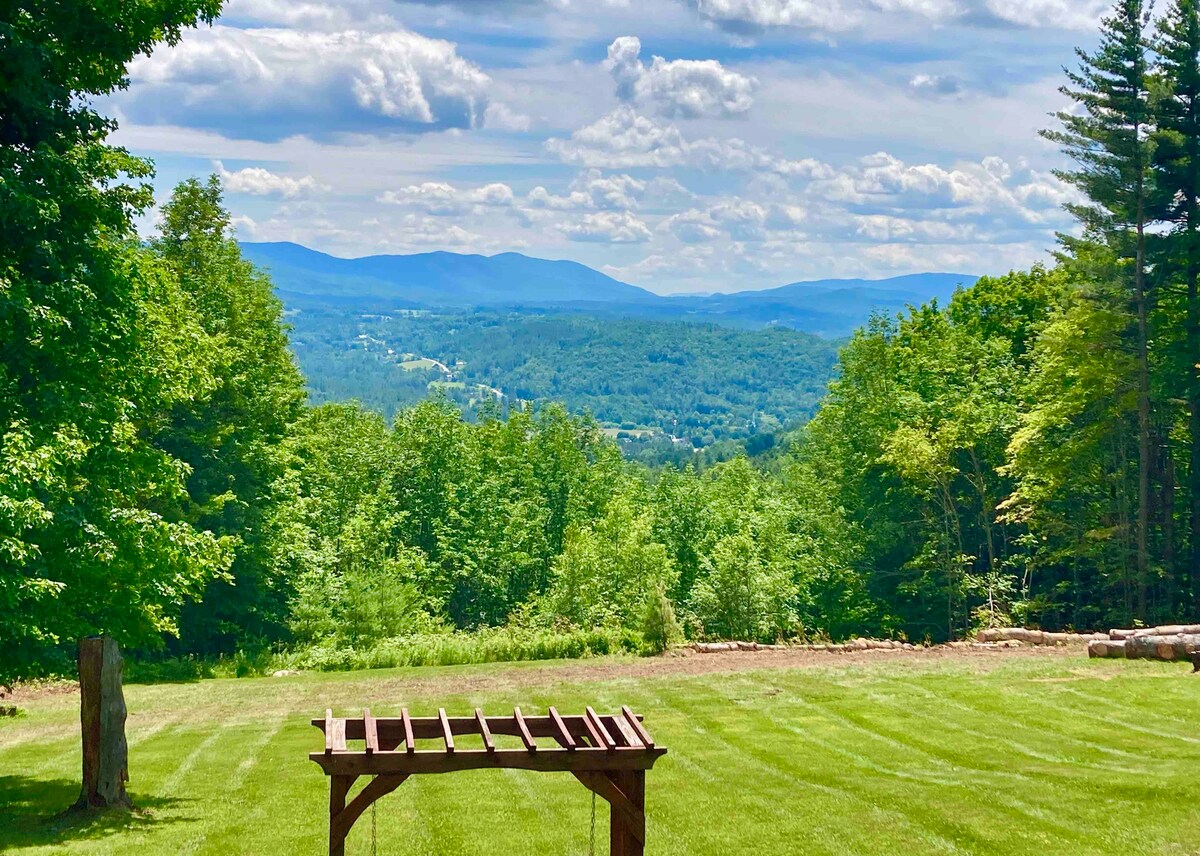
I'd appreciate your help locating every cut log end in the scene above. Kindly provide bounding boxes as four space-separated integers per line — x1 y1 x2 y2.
1088 639 1127 659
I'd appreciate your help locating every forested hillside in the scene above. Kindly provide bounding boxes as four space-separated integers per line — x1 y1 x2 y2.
252 239 977 338
3 0 1199 683
289 309 840 456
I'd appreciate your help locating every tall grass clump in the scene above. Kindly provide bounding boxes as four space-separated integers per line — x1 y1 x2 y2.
276 627 641 672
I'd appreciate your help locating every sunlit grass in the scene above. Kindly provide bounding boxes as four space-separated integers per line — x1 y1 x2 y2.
1 654 1197 855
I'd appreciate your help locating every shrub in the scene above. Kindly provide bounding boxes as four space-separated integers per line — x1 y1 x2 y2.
640 585 681 654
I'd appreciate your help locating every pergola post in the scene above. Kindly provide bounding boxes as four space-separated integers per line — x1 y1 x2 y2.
609 770 646 856
328 775 355 856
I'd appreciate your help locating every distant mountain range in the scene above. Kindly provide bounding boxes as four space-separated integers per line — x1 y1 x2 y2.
240 242 979 337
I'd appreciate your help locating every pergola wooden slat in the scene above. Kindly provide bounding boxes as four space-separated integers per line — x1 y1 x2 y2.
311 706 667 856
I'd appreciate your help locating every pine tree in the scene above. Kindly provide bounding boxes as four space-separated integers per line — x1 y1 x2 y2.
1154 0 1200 613
1042 0 1157 619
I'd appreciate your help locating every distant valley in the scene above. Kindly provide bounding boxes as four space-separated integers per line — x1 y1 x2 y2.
248 241 979 461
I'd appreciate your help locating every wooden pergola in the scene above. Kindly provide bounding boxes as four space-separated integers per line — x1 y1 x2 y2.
311 706 667 856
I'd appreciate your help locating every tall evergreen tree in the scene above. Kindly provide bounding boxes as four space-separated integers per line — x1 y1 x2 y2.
1042 0 1157 618
1153 0 1200 612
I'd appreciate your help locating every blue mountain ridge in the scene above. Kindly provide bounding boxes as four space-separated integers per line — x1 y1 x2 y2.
240 241 979 337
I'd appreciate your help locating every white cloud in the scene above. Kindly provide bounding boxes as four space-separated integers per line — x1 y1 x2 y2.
379 181 516 214
215 162 326 198
982 0 1108 29
221 0 376 28
679 0 1105 33
231 214 259 237
852 214 977 242
484 102 532 132
681 0 864 32
662 210 723 243
908 73 964 99
558 211 654 243
570 170 647 209
808 152 1071 225
605 36 757 118
125 26 491 140
545 106 834 174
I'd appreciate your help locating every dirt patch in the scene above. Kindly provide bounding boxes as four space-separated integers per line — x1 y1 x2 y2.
8 645 1085 704
344 643 1081 700
5 679 78 705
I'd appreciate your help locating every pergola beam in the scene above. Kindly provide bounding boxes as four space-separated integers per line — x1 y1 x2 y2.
312 707 663 856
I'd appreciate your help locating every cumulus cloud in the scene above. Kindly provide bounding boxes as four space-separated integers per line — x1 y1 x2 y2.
660 198 807 242
379 181 516 214
678 0 1106 34
221 0 376 28
808 152 1075 225
908 73 964 99
533 170 656 210
662 210 723 243
124 26 491 140
377 171 667 220
215 162 326 198
557 211 654 243
605 36 757 119
484 102 532 132
545 106 834 174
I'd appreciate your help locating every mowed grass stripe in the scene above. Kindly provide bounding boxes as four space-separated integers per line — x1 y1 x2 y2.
643 676 972 855
888 677 1150 762
693 671 1141 851
2 654 1199 855
863 676 1154 774
675 675 1007 854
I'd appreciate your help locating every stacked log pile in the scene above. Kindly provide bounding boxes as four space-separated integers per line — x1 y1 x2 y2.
1089 624 1200 665
691 626 1199 668
976 628 1108 645
692 638 917 654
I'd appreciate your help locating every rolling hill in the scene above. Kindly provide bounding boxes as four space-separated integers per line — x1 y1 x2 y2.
239 241 654 306
242 242 978 337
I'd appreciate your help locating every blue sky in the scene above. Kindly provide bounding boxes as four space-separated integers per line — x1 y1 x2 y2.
109 0 1106 293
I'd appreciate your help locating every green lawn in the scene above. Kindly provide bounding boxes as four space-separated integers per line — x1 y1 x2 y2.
2 652 1198 855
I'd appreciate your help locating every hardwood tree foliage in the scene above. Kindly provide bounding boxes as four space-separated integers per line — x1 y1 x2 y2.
11 0 1200 681
151 177 307 654
802 269 1067 641
0 1 228 683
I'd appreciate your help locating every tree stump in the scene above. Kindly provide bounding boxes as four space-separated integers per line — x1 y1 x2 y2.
72 636 130 810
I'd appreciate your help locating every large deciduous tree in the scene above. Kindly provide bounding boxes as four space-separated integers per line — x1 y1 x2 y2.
0 2 228 683
151 177 306 654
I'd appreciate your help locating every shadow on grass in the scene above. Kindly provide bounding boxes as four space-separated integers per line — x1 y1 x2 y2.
0 776 195 849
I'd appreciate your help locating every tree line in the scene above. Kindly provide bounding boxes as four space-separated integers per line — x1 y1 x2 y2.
3 0 1199 683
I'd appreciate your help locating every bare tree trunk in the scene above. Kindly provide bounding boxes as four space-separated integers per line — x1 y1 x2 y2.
1135 187 1152 623
72 636 129 810
1189 263 1200 615
1162 445 1175 607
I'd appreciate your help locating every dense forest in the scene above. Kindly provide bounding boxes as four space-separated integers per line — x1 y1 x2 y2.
2 0 1198 683
289 309 839 459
